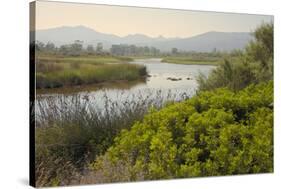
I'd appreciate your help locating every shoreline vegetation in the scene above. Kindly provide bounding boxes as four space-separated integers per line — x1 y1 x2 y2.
161 56 221 65
34 23 273 187
35 81 273 186
36 79 146 95
35 89 190 186
36 55 147 89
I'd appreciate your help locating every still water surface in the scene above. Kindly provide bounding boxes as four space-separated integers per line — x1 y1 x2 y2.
36 59 215 112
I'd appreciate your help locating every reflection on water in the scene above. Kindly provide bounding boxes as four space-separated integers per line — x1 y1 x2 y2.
36 58 215 115
131 58 215 90
36 79 146 95
37 58 215 96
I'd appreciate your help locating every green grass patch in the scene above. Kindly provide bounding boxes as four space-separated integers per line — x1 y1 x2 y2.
161 56 221 65
38 55 133 65
36 55 145 89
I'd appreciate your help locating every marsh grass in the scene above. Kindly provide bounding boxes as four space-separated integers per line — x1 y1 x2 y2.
36 60 147 89
35 89 191 186
161 56 221 65
38 55 133 65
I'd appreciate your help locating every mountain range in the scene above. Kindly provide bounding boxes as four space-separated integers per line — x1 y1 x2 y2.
36 25 253 52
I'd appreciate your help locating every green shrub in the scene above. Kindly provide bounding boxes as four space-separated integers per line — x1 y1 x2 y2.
197 60 258 91
197 23 273 91
89 81 273 183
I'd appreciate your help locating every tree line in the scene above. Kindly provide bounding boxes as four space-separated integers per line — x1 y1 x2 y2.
35 40 162 56
35 40 104 56
35 40 241 57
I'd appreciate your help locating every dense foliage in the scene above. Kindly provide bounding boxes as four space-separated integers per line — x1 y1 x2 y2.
110 44 161 56
88 81 273 183
35 90 188 186
35 40 161 57
198 23 273 91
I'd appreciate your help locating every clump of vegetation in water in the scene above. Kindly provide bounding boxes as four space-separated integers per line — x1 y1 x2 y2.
36 57 147 89
85 81 273 184
161 55 222 65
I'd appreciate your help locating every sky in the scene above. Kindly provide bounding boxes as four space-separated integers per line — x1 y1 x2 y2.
35 0 273 38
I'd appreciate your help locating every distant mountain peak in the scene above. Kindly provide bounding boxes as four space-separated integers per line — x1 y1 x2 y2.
73 25 97 31
36 26 253 52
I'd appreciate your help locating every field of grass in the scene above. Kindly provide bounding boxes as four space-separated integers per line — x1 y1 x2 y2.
36 55 146 89
161 56 221 65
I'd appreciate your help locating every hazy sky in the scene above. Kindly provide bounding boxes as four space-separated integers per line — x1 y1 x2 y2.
35 1 273 38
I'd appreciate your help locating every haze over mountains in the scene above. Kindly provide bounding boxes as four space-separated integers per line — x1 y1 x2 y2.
36 25 253 52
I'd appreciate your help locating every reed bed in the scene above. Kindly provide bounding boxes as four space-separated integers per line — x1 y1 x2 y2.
35 89 193 186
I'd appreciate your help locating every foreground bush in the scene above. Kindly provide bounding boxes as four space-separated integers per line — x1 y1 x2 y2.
35 90 189 186
87 81 273 183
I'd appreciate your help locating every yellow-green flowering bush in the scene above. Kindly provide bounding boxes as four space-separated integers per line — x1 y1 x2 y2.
90 81 273 183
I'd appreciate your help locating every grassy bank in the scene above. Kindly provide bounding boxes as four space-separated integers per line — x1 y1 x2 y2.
161 56 221 65
127 55 162 59
36 55 146 89
38 55 133 65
